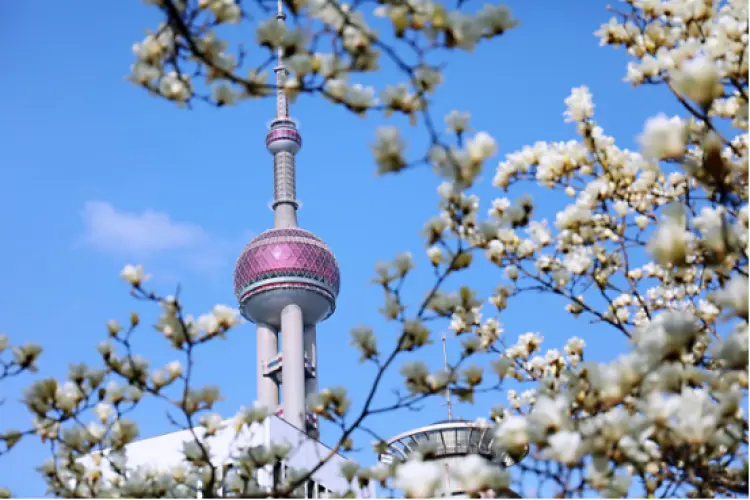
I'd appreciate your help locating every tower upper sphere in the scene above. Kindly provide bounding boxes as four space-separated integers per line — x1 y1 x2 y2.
266 119 302 155
234 228 340 327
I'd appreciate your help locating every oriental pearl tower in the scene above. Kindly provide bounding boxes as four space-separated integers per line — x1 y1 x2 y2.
233 1 340 437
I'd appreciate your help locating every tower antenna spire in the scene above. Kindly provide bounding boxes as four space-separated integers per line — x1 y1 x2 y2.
441 333 454 421
264 0 301 228
274 0 289 120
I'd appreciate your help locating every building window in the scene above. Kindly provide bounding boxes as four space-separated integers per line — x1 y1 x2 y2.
304 480 317 499
317 483 332 499
272 462 283 489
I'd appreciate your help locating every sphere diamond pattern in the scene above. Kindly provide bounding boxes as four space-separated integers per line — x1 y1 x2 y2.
233 228 340 300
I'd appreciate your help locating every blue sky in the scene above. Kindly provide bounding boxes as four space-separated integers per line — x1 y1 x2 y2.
0 0 683 496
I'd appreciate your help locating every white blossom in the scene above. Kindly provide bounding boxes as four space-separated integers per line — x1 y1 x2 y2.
713 276 749 319
542 430 583 465
394 459 443 498
638 114 686 159
494 416 529 454
466 132 498 163
445 110 471 133
451 454 509 494
119 264 150 287
671 55 723 107
564 86 595 122
372 126 407 173
647 214 691 266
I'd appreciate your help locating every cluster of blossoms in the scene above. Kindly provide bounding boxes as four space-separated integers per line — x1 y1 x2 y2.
0 0 746 498
5 265 380 498
128 0 518 129
397 0 747 496
0 334 43 478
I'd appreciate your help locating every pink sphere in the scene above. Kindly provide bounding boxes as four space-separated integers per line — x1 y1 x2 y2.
233 228 340 326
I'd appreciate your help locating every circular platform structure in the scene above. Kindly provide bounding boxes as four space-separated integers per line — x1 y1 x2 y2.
379 419 526 497
233 228 340 327
379 419 514 465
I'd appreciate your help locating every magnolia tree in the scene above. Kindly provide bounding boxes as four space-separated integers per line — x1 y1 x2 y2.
1 0 748 497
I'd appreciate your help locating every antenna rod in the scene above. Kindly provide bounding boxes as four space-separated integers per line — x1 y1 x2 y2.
442 333 454 421
274 0 289 120
266 0 301 228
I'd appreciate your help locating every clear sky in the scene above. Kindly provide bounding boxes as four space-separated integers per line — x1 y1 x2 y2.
0 0 683 497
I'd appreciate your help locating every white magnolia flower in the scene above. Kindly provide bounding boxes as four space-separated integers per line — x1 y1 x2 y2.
427 245 443 266
199 413 224 436
713 276 749 319
119 264 150 287
478 4 518 34
564 248 593 275
197 313 220 335
94 402 114 424
212 83 239 106
207 0 241 23
86 421 107 442
643 392 681 425
467 132 498 163
527 220 552 245
158 72 192 102
165 360 183 379
130 61 161 84
672 388 718 445
638 114 686 159
182 440 208 465
528 396 569 435
372 126 407 173
445 110 471 133
494 415 529 453
542 430 583 464
713 325 749 369
648 216 691 266
150 369 169 388
564 86 594 122
671 55 723 107
564 336 586 356
394 459 444 498
210 305 242 329
437 181 460 200
452 454 508 494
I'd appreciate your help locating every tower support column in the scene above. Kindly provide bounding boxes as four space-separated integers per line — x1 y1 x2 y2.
281 303 306 430
304 325 318 399
256 324 279 410
304 325 319 438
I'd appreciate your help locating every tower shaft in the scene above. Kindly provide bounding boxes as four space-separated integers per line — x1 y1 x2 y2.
257 325 280 409
273 152 297 228
281 304 306 430
304 325 318 400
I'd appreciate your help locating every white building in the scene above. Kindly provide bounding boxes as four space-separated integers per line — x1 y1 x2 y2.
83 416 375 498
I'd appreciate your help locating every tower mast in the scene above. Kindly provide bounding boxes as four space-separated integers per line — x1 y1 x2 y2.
274 0 289 120
268 0 301 229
